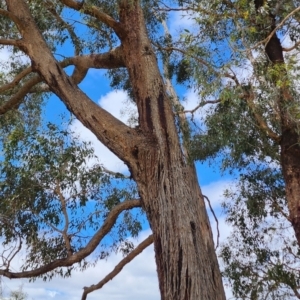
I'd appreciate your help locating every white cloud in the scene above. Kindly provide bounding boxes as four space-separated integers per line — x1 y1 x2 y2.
168 9 199 37
70 90 137 173
71 119 126 173
182 89 199 111
0 46 30 66
98 90 137 125
1 221 234 300
0 47 11 63
281 34 294 49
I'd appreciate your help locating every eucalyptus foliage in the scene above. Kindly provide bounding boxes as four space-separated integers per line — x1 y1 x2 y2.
0 122 141 280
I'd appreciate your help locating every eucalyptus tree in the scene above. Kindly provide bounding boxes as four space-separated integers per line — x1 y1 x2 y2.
0 0 225 299
171 0 300 245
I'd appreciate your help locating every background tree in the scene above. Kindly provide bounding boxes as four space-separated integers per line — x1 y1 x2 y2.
8 286 28 300
158 0 300 298
0 0 225 299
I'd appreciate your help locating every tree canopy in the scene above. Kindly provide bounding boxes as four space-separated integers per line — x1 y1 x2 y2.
0 0 299 299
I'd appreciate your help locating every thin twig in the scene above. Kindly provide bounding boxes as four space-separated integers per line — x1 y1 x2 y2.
181 99 221 115
203 195 220 249
282 40 300 52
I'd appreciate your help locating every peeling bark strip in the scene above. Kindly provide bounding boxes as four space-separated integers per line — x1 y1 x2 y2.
254 0 300 246
5 0 226 299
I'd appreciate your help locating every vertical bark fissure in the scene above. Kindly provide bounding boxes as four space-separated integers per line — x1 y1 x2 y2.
119 1 225 299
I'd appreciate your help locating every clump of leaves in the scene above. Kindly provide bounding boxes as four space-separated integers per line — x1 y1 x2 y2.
0 121 141 279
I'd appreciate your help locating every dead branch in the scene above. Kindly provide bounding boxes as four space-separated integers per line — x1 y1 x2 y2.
81 234 153 300
203 195 220 250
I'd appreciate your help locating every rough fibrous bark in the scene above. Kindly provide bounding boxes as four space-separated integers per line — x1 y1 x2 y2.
3 0 226 299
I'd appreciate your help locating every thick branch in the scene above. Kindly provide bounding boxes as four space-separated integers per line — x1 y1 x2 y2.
59 0 125 38
7 1 138 163
81 234 153 300
0 47 124 95
0 76 40 114
66 47 125 84
0 7 16 20
0 38 21 46
0 67 32 93
0 47 125 114
0 199 141 279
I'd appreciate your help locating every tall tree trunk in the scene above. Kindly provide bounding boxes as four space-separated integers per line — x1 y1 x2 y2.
266 32 300 248
119 2 226 299
254 2 300 245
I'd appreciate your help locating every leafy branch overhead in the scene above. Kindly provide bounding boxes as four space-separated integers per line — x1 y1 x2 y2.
0 0 299 299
